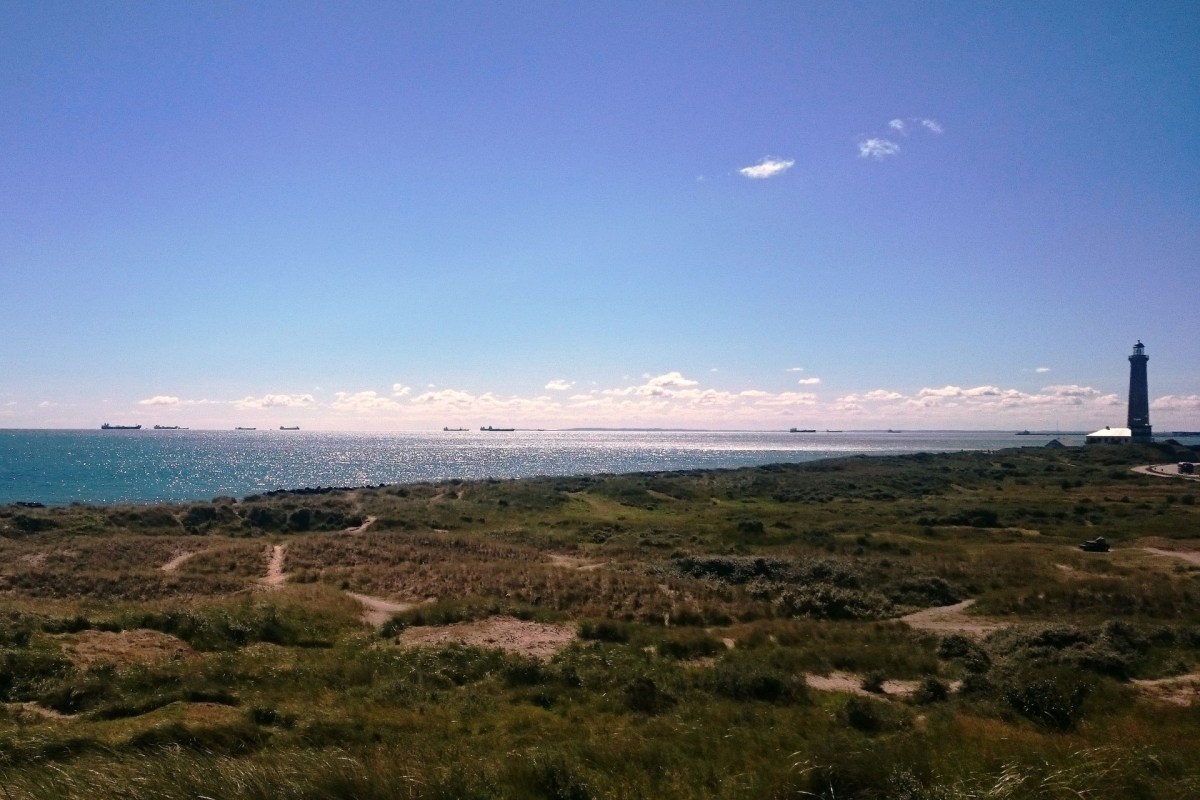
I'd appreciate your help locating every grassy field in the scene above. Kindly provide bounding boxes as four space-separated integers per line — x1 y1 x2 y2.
1 441 1198 798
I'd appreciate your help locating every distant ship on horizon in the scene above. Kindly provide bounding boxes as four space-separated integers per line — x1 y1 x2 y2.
101 423 141 430
480 426 515 432
789 428 816 433
152 425 187 430
279 426 300 430
236 427 256 431
443 427 469 431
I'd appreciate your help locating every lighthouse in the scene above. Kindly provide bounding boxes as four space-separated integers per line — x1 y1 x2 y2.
1127 340 1152 442
1085 341 1153 445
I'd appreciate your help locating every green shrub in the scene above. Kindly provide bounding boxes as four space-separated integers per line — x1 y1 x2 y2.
625 676 675 714
1003 673 1091 730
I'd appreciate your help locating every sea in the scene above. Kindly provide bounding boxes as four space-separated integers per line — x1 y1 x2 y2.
0 428 1118 507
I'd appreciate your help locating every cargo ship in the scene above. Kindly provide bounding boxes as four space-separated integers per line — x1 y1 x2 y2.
101 423 141 430
279 426 300 430
153 425 187 430
480 426 515 432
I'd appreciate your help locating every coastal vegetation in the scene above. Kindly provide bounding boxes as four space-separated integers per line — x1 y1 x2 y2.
0 441 1198 798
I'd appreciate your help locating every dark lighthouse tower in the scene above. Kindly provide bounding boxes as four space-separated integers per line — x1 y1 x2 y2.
1127 341 1152 442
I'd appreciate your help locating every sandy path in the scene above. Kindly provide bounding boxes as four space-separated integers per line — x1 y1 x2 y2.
546 553 608 572
161 551 198 572
344 515 377 534
260 544 287 588
1143 547 1200 566
346 592 420 627
899 599 1005 638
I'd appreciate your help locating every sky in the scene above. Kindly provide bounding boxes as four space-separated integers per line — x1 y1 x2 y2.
1 1 1197 431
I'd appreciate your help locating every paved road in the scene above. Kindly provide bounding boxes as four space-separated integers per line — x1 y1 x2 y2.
1132 463 1200 481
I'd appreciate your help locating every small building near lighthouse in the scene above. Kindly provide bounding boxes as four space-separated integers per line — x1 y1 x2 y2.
1086 426 1133 445
1086 341 1153 445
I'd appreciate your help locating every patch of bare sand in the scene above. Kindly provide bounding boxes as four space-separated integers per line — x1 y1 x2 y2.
53 629 193 669
17 552 47 567
803 671 919 698
397 615 576 660
1142 548 1200 567
1133 673 1200 706
346 592 424 627
546 553 608 572
899 599 1005 638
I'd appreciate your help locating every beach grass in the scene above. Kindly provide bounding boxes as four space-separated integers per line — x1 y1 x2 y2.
0 441 1198 797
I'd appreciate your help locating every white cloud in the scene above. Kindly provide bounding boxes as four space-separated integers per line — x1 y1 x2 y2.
331 391 407 413
545 379 573 391
139 395 181 406
1035 367 1051 373
739 157 795 179
392 384 412 397
235 393 316 410
797 377 821 385
1151 394 1200 411
858 138 901 160
888 118 906 132
920 118 944 134
786 367 805 373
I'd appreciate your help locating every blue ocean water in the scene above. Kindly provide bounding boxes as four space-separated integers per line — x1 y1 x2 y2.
0 429 1090 506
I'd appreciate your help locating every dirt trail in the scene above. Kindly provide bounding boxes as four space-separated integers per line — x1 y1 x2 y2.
161 551 198 572
4 702 74 721
1142 548 1200 566
344 515 377 534
260 544 287 588
346 592 420 627
546 553 608 572
899 599 1005 638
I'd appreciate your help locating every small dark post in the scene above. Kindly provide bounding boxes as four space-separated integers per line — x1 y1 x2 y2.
1127 340 1152 442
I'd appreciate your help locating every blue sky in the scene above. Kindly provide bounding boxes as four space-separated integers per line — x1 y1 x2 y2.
1 1 1197 430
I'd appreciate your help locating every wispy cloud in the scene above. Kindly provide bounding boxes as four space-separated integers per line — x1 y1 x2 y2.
1035 367 1051 374
858 138 901 160
392 384 412 397
739 157 795 179
545 379 573 391
786 367 805 373
797 377 821 385
859 117 943 159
